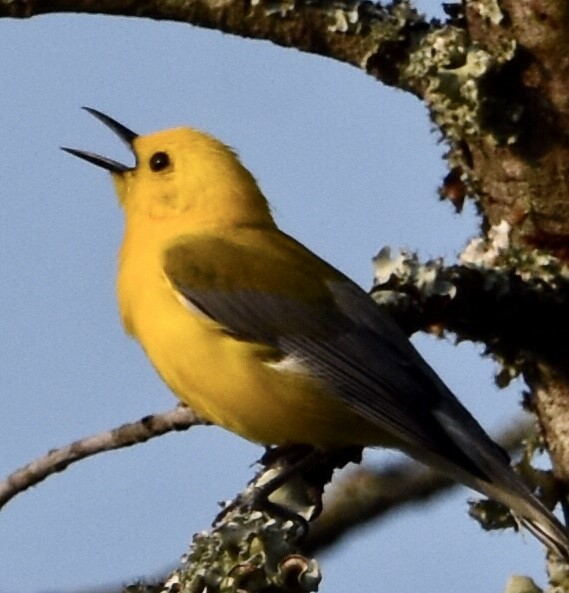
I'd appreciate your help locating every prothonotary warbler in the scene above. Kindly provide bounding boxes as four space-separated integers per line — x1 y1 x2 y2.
63 107 569 559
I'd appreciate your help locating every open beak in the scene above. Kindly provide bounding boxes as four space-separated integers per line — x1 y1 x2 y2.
61 107 138 173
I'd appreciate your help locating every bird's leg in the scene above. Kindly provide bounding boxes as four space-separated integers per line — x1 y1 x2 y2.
214 445 363 526
255 447 324 499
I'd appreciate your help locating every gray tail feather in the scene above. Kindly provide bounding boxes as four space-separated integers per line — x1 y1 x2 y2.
466 473 569 560
428 408 569 560
517 512 569 561
410 443 569 560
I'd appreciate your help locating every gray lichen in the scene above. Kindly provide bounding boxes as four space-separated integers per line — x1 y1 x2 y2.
472 0 505 26
158 471 321 593
403 25 518 149
372 246 456 307
504 575 542 593
461 221 569 288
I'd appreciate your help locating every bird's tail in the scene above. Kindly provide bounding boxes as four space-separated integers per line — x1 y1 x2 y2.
402 429 569 560
520 516 569 560
514 500 569 561
470 473 569 561
423 396 569 560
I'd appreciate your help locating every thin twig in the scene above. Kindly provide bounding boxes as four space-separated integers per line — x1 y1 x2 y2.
0 406 205 510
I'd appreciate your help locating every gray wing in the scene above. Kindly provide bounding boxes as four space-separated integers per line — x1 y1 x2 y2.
164 239 514 488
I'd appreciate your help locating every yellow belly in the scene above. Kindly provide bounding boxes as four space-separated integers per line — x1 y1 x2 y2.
119 272 381 448
117 220 384 449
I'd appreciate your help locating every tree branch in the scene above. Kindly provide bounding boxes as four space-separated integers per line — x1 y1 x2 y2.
371 242 569 369
0 406 206 511
0 0 432 91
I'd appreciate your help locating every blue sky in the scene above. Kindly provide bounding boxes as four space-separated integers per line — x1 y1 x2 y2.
0 4 552 592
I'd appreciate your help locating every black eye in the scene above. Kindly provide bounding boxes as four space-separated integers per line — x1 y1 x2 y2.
149 151 170 172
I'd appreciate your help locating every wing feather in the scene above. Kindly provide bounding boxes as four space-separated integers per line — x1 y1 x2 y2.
163 234 511 485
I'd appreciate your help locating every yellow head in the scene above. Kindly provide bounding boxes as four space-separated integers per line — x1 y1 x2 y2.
63 108 274 229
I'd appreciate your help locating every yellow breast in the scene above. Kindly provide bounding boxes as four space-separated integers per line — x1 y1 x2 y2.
117 216 383 448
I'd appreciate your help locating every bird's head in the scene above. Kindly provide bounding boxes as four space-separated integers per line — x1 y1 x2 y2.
63 108 274 228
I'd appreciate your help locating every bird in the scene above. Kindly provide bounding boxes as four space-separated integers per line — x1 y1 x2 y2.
63 107 569 559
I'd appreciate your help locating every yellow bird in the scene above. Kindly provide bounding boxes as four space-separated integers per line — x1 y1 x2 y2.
63 107 569 558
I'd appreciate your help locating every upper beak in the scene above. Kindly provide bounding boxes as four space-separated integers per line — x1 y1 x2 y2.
61 107 138 173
